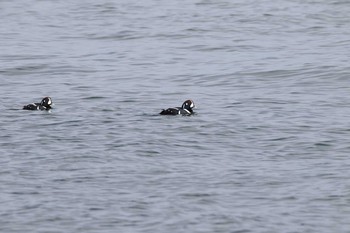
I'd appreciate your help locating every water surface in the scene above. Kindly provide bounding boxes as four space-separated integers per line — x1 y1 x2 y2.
1 0 350 232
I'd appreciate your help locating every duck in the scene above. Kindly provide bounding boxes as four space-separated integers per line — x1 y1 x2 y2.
160 99 195 115
23 97 53 110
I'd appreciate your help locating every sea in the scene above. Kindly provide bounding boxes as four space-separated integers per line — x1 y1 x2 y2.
1 0 350 232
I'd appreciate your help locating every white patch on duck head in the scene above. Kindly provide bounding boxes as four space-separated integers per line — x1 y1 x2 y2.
190 101 195 108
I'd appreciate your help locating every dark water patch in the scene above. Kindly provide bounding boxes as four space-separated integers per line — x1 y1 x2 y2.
1 64 50 75
10 191 41 195
82 96 107 100
0 54 54 61
87 31 144 41
135 150 161 157
71 85 94 90
223 102 244 108
314 142 333 147
268 136 298 142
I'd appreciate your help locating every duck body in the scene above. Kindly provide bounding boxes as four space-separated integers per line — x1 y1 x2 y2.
23 97 52 110
160 100 195 116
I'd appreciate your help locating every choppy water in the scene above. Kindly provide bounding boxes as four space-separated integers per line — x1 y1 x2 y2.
1 0 350 232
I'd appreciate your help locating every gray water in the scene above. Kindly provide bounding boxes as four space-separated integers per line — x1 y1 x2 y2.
1 0 350 232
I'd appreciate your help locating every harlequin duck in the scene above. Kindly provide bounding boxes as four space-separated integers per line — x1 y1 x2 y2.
160 99 195 115
23 97 53 110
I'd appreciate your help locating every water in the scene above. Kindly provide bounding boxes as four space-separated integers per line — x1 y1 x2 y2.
1 0 350 232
